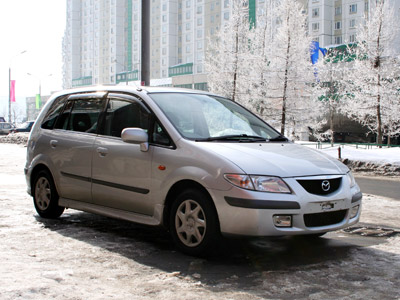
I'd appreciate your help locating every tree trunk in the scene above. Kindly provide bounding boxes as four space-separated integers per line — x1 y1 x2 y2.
232 25 240 102
280 13 291 136
375 4 383 146
330 103 335 147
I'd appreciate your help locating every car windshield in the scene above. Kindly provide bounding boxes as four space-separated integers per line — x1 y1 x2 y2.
150 93 284 142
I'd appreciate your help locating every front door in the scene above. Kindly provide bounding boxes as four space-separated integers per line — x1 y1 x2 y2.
91 94 153 215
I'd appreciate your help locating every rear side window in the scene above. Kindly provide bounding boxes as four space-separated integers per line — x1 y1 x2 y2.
41 97 67 129
54 98 104 133
103 98 150 137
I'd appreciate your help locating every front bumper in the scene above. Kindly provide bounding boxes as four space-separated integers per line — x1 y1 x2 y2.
209 176 362 237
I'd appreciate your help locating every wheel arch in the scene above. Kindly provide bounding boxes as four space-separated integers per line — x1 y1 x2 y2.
162 180 220 231
30 164 56 196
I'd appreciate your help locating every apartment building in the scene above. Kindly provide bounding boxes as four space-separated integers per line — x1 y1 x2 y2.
308 0 400 48
63 0 263 89
62 0 397 90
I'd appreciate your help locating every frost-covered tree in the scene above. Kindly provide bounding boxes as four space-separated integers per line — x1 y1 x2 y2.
206 0 323 140
205 1 251 103
312 49 351 145
342 0 400 145
264 0 314 136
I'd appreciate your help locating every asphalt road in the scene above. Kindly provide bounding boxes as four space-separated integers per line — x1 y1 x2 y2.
355 175 400 200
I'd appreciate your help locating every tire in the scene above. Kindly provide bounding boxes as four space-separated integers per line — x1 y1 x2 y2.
33 170 64 218
169 188 220 256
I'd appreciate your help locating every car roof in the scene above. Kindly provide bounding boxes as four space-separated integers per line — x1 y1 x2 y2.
51 85 217 98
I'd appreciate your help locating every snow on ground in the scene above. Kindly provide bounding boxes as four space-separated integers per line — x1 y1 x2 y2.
298 142 400 176
298 141 400 166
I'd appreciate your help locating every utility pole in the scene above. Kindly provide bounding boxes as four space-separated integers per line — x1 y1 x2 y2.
141 0 150 86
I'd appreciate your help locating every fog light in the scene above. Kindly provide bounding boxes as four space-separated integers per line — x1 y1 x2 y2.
350 205 359 219
273 215 292 227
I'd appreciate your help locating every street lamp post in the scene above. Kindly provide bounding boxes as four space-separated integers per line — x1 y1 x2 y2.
9 50 27 123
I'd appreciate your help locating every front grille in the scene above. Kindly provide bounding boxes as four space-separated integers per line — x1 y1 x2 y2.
304 210 347 227
297 177 342 195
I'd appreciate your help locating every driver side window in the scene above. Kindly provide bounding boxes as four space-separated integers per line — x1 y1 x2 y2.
104 98 150 138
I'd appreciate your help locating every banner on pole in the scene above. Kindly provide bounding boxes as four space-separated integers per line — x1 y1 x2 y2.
10 80 16 102
35 94 41 109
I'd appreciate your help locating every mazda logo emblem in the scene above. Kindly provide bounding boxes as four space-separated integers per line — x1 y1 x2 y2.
321 180 330 192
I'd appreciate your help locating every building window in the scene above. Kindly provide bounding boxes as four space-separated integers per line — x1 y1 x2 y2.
335 6 341 16
349 19 356 28
349 34 355 43
312 22 319 31
224 12 229 20
197 6 202 14
312 8 319 17
334 36 342 44
197 18 202 26
334 21 341 30
349 4 357 14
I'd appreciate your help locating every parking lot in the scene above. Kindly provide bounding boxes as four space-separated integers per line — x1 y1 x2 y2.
1 143 399 299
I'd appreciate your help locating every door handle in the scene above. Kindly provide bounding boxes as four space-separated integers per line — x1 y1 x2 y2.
96 147 108 157
50 140 58 148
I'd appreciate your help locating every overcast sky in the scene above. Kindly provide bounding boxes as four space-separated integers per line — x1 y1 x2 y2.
0 0 66 118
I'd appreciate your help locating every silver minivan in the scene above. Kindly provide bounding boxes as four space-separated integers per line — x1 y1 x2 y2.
25 86 362 255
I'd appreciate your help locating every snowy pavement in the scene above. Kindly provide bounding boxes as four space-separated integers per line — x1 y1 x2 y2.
0 143 399 299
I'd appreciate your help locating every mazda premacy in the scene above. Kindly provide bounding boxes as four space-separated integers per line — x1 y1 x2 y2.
25 86 362 255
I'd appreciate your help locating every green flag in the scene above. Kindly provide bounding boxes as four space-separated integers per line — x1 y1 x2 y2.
35 94 41 109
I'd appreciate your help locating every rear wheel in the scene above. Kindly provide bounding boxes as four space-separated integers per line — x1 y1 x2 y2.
170 188 219 256
33 170 64 218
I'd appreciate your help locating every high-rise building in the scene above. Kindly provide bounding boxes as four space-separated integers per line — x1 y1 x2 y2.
308 0 400 48
63 0 263 89
62 0 397 90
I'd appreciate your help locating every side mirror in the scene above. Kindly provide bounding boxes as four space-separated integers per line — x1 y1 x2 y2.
121 128 149 152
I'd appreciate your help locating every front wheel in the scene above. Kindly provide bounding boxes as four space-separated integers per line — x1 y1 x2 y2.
33 170 64 218
170 189 220 256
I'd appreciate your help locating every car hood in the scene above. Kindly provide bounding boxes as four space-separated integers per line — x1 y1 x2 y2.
195 142 348 177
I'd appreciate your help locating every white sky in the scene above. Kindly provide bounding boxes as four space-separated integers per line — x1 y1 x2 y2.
0 0 66 118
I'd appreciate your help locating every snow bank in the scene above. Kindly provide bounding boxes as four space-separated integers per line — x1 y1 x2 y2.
299 142 400 176
0 133 29 145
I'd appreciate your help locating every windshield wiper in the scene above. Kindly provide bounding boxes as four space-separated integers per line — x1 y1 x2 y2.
195 134 267 142
268 135 289 142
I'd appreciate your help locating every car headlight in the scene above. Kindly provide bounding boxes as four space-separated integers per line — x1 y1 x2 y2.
347 171 356 188
224 174 291 193
223 174 254 190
